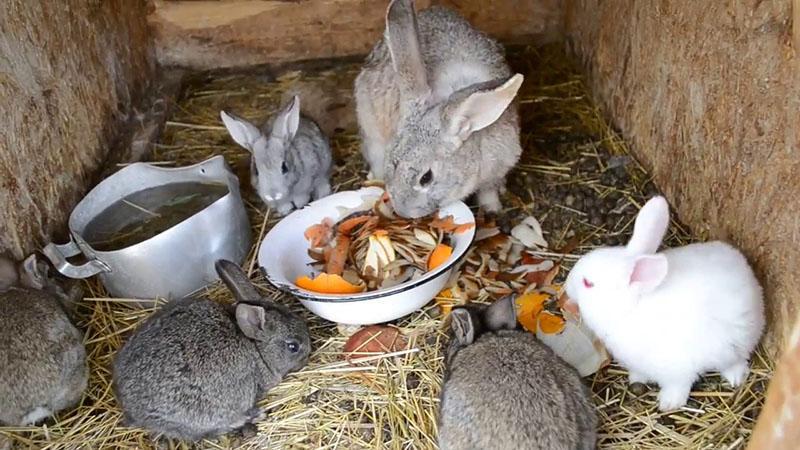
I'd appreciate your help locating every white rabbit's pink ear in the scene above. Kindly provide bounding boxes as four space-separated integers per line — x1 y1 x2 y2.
220 110 262 151
385 0 429 99
629 254 668 293
272 95 300 141
627 196 670 255
445 74 524 141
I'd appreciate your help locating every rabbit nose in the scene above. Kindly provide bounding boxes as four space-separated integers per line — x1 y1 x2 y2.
273 193 284 200
263 194 274 201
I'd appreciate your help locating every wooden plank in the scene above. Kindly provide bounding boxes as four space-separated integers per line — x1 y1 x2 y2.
148 0 562 70
748 320 800 450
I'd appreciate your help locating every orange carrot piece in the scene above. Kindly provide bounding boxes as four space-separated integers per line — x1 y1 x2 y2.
514 292 548 333
538 311 566 334
453 222 475 234
325 235 351 276
295 273 366 294
427 244 453 271
430 215 458 232
336 215 371 235
304 218 334 247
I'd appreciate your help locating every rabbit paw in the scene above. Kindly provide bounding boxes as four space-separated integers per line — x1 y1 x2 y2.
657 383 691 411
313 182 331 200
292 193 311 210
628 370 651 384
477 188 502 213
721 362 749 387
275 202 294 216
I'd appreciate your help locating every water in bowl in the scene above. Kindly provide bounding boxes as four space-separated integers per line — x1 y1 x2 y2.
83 182 229 252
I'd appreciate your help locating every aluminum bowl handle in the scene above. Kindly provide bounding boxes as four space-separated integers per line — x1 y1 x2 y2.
43 240 111 279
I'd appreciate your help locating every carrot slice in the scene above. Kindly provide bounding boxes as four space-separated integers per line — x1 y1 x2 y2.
427 244 453 271
336 215 371 235
453 222 475 234
514 292 548 333
304 218 334 247
295 273 366 294
435 288 455 315
430 215 458 232
538 311 566 334
325 235 351 276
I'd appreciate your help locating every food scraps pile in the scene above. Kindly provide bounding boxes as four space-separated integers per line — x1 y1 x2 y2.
319 201 610 377
433 213 609 376
296 193 474 294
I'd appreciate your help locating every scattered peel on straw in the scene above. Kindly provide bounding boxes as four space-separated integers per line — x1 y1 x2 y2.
295 273 366 294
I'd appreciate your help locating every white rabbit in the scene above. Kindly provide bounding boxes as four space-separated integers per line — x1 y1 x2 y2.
221 95 332 216
354 0 523 218
564 196 764 411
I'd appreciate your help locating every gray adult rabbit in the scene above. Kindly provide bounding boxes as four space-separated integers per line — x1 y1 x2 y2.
0 254 88 427
221 95 332 216
113 260 311 442
355 0 524 218
439 297 597 450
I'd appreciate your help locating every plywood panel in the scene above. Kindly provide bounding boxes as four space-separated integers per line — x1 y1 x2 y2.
149 0 563 69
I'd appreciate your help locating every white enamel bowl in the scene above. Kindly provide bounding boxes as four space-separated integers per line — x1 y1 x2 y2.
258 187 475 325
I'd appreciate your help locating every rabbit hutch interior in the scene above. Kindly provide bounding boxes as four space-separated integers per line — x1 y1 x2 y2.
1 0 798 449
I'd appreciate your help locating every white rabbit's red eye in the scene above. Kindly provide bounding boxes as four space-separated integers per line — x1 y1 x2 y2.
583 278 594 288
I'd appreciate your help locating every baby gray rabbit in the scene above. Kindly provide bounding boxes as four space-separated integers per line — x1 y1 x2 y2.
440 297 597 450
221 95 333 216
0 254 88 427
355 0 524 218
113 259 311 442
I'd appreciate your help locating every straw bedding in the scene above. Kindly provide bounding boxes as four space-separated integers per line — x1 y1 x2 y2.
0 44 772 450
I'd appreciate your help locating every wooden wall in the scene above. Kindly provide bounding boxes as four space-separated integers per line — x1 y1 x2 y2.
564 0 799 356
148 0 563 70
0 1 155 259
564 3 799 445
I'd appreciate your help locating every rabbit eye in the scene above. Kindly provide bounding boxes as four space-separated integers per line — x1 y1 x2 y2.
419 169 433 186
281 161 289 174
583 277 594 289
286 340 300 353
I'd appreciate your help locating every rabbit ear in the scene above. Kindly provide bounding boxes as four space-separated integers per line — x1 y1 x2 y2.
450 308 475 346
445 74 524 141
220 110 262 151
272 95 300 141
235 303 267 340
628 254 668 294
627 196 670 255
385 0 429 99
484 295 517 331
215 260 261 302
20 254 46 290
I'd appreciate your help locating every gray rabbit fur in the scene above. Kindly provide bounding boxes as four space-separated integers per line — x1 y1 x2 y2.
112 260 311 442
439 297 597 450
355 0 524 218
0 254 88 427
221 95 332 216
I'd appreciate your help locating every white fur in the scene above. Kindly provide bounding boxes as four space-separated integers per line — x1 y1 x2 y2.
565 197 765 411
21 407 52 426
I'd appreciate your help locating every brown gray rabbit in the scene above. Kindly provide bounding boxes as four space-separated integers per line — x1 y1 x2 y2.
112 260 311 442
0 254 88 427
355 0 524 218
439 297 597 450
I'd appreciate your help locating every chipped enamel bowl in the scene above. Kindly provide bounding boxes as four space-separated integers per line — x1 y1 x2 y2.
259 187 475 325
